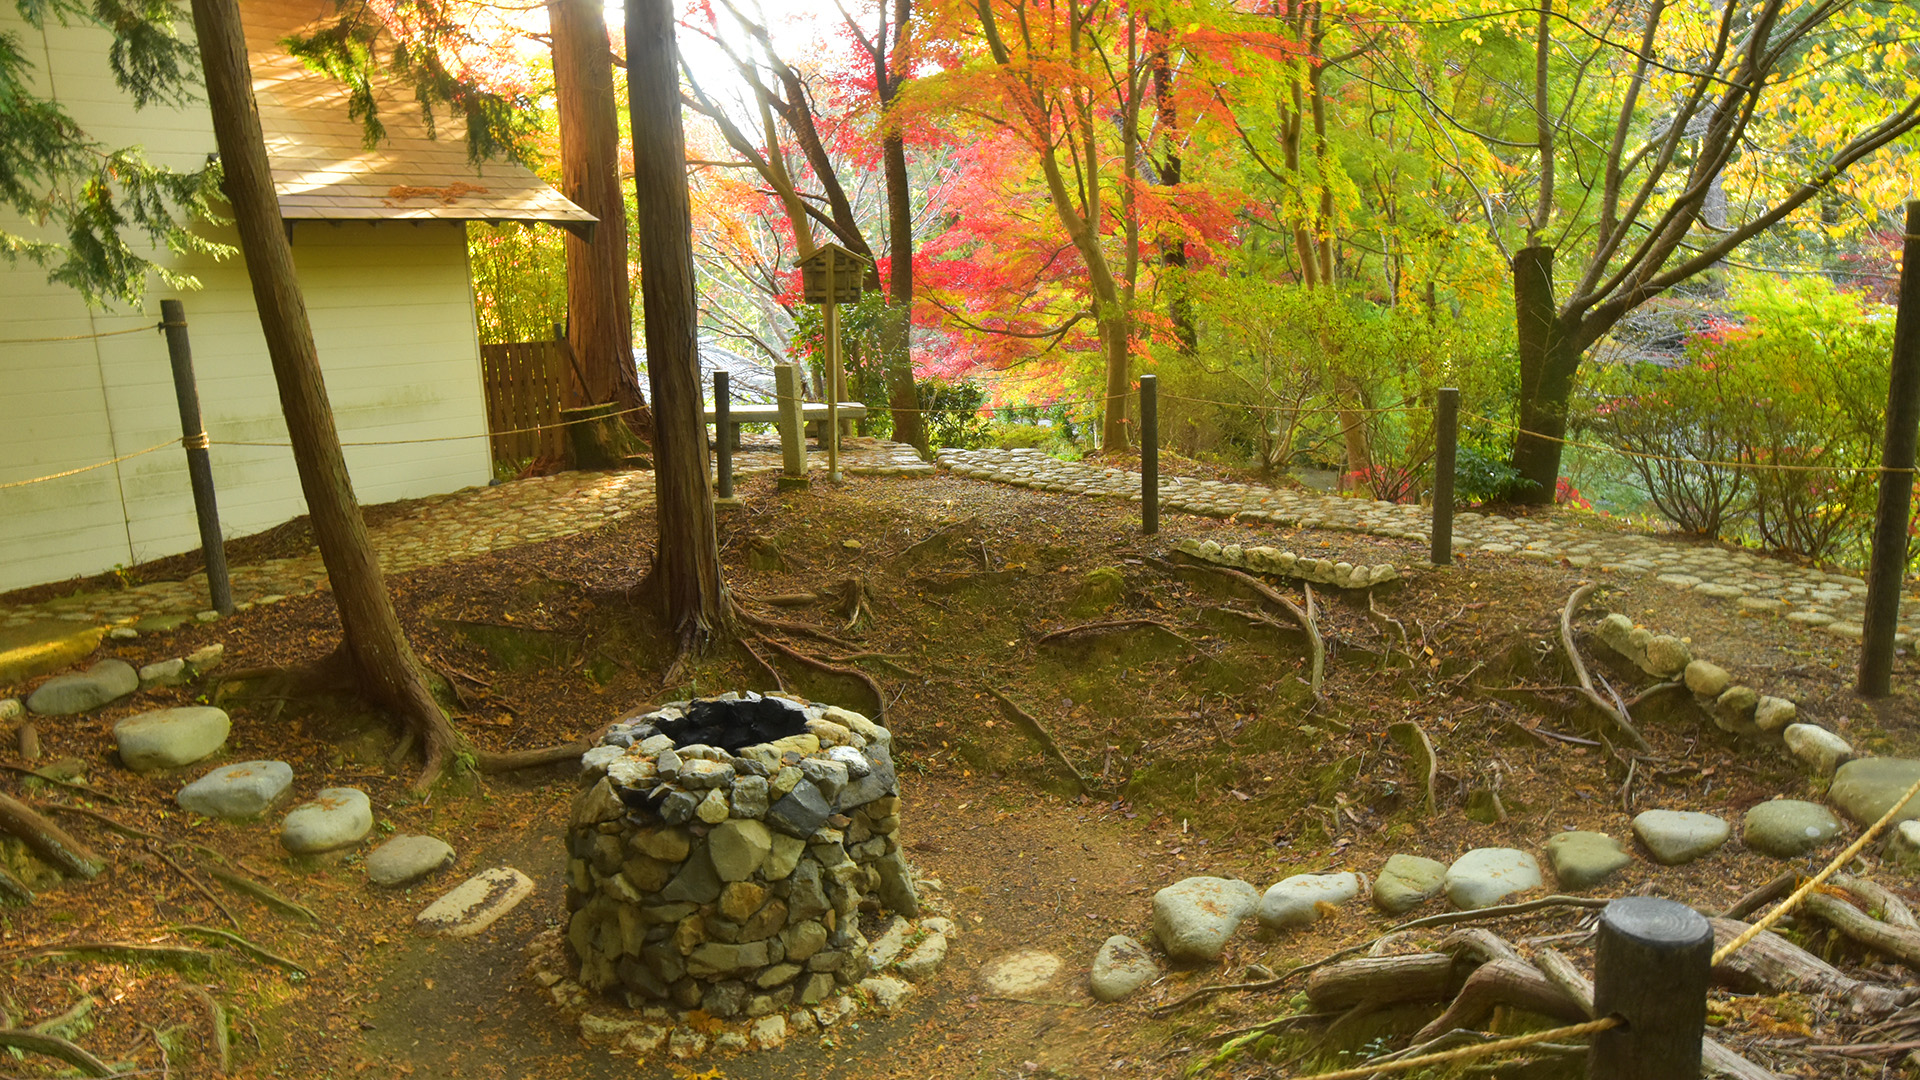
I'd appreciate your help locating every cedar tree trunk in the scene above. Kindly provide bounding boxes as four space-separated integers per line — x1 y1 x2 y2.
189 0 463 787
551 0 650 436
1509 244 1578 503
625 0 727 646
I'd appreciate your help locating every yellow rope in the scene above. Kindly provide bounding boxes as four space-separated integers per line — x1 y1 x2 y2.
0 438 182 490
1158 392 1424 417
0 321 163 345
1466 412 1915 476
1712 769 1920 964
216 404 653 448
1292 1017 1620 1080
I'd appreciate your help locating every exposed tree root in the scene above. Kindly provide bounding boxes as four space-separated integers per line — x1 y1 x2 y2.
203 866 317 922
174 925 308 976
984 686 1093 794
1195 564 1324 693
0 791 102 880
0 863 32 905
1558 583 1651 751
33 801 158 842
1410 957 1587 1041
1802 891 1920 972
1722 871 1797 921
6 941 217 967
1 764 120 804
756 635 887 720
823 574 877 632
730 599 861 651
150 845 240 929
1435 927 1524 965
187 984 230 1075
1037 619 1195 647
0 1028 117 1076
1709 916 1915 1016
1832 873 1918 929
737 635 788 692
1535 947 1596 1018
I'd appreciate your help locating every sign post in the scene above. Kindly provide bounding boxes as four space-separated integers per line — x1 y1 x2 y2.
797 244 869 485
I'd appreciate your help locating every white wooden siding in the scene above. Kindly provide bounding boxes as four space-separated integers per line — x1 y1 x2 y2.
0 12 492 594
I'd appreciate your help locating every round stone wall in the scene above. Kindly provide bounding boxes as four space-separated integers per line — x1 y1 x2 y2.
564 693 916 1019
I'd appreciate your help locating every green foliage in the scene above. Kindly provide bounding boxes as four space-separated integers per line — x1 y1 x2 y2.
915 377 992 449
281 4 539 167
789 294 896 437
2 0 230 306
1581 276 1896 562
467 222 566 343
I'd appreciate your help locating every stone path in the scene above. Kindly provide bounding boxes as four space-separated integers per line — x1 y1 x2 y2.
0 441 929 631
937 447 1920 641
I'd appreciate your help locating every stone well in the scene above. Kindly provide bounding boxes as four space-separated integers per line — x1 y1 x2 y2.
564 693 916 1019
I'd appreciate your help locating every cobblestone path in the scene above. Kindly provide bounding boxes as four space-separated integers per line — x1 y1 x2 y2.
937 447 1920 641
0 441 930 630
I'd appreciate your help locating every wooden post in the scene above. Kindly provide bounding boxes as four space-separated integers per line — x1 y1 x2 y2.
1431 387 1458 567
825 255 843 483
713 370 737 505
1140 374 1159 535
1860 199 1920 698
1590 896 1712 1080
774 362 808 489
160 300 234 615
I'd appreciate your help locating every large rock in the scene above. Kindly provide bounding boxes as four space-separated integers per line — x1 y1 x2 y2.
1632 810 1730 865
1372 854 1446 914
1752 697 1798 734
1257 872 1364 930
279 787 373 853
416 867 534 936
1151 877 1259 962
1886 821 1920 872
766 780 832 838
27 660 138 716
1089 935 1160 1002
115 706 230 771
138 658 190 689
708 819 773 882
1830 758 1920 827
1683 660 1731 698
1784 724 1852 777
1642 635 1692 678
1443 849 1542 910
1543 831 1630 890
1742 800 1840 858
175 759 291 818
367 834 456 886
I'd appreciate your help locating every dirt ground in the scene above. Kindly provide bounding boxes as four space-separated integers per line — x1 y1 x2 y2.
3 462 1918 1079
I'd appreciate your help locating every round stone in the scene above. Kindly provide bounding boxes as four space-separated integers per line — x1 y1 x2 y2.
1372 854 1446 914
280 787 374 853
27 660 139 716
176 759 291 818
367 834 456 885
1151 877 1260 962
1784 724 1852 777
1543 830 1631 890
1257 872 1364 930
114 706 231 771
1742 800 1841 858
1829 758 1920 827
1443 848 1543 909
1089 935 1160 1002
1632 810 1730 865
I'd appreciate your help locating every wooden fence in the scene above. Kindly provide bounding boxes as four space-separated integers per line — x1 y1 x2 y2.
480 339 569 464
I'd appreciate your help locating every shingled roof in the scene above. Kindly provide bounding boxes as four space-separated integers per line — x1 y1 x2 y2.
246 0 595 236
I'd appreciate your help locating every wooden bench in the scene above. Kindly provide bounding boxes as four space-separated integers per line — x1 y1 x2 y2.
704 402 867 447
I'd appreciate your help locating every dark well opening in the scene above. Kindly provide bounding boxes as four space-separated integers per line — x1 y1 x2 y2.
654 697 810 753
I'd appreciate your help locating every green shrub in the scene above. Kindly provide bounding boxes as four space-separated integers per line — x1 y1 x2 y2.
1581 276 1894 562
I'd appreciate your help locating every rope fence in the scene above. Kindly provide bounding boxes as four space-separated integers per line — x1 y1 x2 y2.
0 321 165 346
1465 411 1918 477
1294 1017 1620 1080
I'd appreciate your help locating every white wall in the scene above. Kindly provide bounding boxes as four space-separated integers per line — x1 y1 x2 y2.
0 12 491 594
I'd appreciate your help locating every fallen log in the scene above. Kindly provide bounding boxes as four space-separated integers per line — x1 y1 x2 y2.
1832 873 1918 930
1304 952 1456 1012
0 1028 116 1076
1709 916 1915 1017
1558 583 1651 751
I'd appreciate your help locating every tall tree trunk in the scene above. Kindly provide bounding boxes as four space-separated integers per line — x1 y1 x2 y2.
551 0 649 436
190 0 462 788
1509 244 1576 503
1149 20 1192 354
626 0 727 647
877 0 925 453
